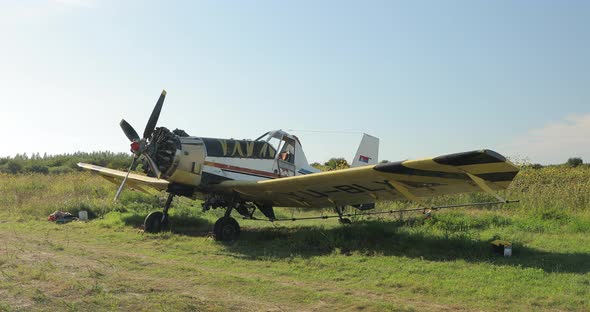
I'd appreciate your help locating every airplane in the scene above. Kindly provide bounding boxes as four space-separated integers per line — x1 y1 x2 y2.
78 90 520 241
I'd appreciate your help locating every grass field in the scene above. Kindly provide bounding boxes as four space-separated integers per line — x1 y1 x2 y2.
1 167 589 311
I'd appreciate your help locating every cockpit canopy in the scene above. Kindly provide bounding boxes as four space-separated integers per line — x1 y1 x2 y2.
201 138 277 159
256 130 300 163
201 130 301 162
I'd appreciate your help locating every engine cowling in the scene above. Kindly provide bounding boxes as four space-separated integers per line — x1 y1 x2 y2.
142 127 206 188
142 127 181 178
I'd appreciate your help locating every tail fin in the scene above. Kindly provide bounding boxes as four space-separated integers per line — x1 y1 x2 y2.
351 133 379 167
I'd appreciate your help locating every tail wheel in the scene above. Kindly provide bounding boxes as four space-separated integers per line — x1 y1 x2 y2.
213 217 240 241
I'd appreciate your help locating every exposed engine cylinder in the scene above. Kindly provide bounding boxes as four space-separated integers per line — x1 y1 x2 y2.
142 127 180 177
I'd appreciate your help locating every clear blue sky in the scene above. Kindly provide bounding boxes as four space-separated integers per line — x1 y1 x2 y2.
1 0 589 164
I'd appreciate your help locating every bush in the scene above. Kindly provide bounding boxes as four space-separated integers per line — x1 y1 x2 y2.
3 160 23 174
324 158 350 170
26 164 49 174
566 157 583 167
49 166 75 174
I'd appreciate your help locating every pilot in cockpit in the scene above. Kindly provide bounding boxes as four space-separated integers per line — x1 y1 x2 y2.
279 144 295 163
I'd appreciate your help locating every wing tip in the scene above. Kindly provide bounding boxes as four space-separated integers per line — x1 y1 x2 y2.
432 149 507 166
77 162 93 169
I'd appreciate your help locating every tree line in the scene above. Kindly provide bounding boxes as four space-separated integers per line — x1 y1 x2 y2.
0 152 132 174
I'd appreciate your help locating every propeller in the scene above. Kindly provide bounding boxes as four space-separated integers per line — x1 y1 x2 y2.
114 157 138 201
114 89 167 201
120 119 140 142
144 90 166 139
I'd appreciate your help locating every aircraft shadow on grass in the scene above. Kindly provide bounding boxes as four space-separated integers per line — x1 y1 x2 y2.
120 213 212 236
120 214 589 274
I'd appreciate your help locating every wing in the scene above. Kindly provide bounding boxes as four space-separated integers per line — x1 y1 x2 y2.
211 150 519 208
77 163 169 193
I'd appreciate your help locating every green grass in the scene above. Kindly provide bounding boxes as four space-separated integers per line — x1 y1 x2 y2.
0 167 589 311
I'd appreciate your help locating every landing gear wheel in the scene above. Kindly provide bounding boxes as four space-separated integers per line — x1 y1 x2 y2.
213 217 240 241
144 211 168 233
339 218 352 224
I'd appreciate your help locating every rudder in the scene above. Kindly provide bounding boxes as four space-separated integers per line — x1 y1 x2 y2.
351 133 379 167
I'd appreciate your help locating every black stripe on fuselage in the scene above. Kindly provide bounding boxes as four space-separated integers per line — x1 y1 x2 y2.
221 169 276 180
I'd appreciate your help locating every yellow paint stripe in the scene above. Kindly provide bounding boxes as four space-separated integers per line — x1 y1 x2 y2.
457 162 518 174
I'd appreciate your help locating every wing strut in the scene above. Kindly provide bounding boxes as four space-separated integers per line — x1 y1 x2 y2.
465 172 507 202
385 180 428 206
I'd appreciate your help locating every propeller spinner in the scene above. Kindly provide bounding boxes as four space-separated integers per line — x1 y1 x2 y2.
114 90 167 201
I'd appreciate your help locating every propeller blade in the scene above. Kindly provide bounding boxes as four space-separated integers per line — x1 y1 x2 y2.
120 119 140 142
114 157 137 201
143 89 167 139
142 153 162 179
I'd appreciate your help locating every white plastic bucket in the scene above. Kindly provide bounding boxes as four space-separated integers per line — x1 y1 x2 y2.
78 211 88 221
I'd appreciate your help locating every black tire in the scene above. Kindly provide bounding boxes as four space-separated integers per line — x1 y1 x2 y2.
339 218 352 225
144 211 164 233
213 217 240 241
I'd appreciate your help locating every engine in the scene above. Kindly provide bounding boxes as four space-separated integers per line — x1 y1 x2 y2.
142 127 181 178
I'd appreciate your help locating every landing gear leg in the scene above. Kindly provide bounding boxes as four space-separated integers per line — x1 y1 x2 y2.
213 205 241 241
336 205 352 224
144 193 174 233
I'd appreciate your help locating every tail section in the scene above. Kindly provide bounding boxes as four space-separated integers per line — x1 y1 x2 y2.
350 133 379 210
351 133 379 167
